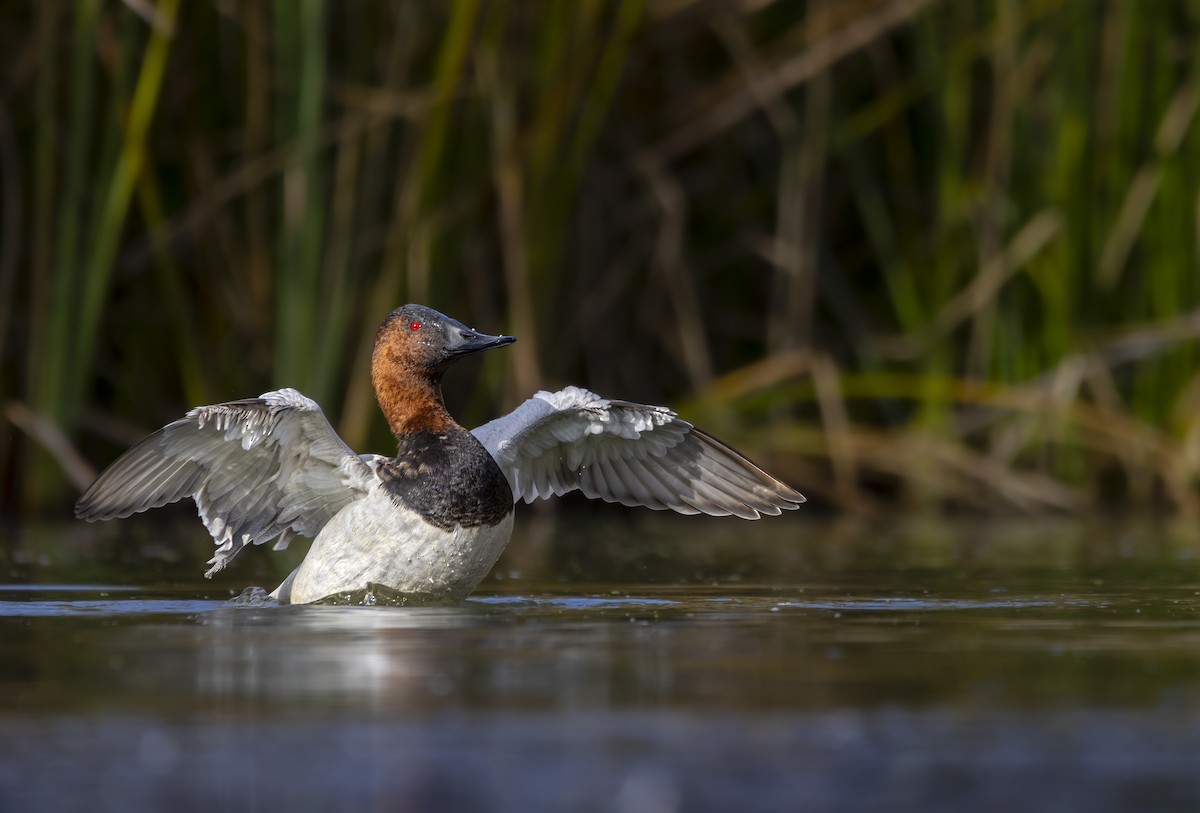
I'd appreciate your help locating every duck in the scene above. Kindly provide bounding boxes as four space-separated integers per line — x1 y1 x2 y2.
75 304 804 604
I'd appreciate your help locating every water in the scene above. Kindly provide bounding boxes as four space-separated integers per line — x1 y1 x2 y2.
3 514 1200 812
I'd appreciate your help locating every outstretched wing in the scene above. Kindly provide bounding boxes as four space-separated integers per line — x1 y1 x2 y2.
75 388 375 576
471 386 804 519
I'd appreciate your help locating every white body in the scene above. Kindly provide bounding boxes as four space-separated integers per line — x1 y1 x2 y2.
280 488 514 603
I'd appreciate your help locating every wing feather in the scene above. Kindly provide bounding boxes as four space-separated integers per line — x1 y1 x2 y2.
75 388 374 576
471 386 804 518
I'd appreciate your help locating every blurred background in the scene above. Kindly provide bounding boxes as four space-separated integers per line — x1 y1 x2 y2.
3 0 1200 517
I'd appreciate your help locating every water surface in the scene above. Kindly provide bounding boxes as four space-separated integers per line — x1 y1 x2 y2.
3 515 1200 812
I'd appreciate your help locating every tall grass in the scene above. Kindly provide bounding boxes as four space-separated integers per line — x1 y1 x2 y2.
3 0 1200 515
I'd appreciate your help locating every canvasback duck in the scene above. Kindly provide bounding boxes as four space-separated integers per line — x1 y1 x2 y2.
75 304 804 604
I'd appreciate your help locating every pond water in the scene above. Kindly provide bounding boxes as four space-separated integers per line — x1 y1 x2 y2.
3 513 1200 812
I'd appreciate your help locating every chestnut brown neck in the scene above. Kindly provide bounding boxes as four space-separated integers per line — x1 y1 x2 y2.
371 352 459 437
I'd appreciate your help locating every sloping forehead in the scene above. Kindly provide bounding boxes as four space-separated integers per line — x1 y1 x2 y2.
380 305 452 331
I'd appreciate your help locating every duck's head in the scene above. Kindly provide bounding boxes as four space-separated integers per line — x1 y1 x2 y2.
373 304 515 380
371 305 515 435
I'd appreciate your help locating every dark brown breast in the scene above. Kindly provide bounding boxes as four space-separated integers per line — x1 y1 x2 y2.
377 427 513 530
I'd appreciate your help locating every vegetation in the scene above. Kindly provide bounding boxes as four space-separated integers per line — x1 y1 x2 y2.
3 0 1200 515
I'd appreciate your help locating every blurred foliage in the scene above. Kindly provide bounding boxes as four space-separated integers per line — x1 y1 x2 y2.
2 0 1200 515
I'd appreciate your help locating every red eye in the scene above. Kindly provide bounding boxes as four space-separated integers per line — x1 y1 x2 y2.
409 321 422 331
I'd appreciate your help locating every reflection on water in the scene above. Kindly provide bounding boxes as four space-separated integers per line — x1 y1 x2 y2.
2 516 1200 812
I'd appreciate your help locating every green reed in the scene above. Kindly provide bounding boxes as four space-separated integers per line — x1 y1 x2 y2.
5 0 1200 514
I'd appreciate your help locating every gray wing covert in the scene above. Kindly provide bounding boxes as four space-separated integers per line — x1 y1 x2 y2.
75 388 374 576
471 386 804 519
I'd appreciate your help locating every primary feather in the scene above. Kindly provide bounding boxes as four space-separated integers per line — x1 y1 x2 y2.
74 388 374 576
471 386 804 518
